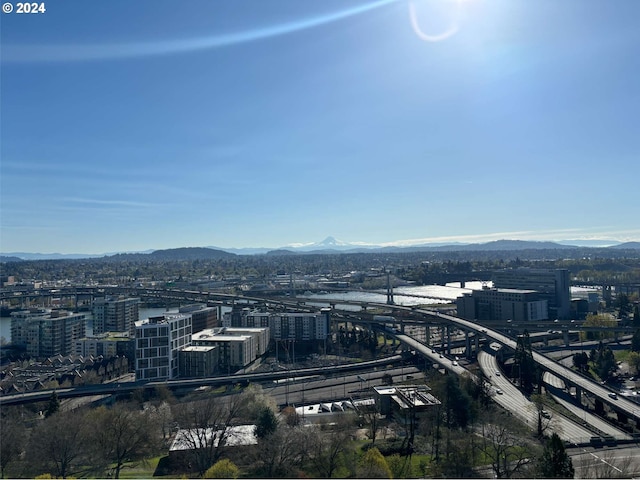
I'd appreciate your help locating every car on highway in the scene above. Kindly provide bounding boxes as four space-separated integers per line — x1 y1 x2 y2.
495 388 503 395
541 410 551 418
495 371 500 376
452 361 458 366
608 392 618 399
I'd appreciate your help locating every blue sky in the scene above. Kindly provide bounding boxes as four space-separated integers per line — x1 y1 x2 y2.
1 0 639 254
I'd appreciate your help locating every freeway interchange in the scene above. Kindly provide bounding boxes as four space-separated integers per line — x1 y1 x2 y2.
2 288 639 443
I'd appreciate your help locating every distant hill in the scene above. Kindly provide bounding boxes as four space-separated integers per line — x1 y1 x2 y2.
148 247 236 260
610 242 640 249
0 256 23 262
450 240 572 251
3 237 639 260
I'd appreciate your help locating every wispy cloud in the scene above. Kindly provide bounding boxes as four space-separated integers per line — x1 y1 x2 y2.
64 197 165 208
381 228 640 247
3 0 398 63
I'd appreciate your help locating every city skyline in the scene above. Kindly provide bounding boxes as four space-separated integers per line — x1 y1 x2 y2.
2 0 639 254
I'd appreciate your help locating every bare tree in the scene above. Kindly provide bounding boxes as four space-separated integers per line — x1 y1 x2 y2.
26 410 88 478
479 422 535 478
253 425 313 477
309 416 355 478
148 401 175 443
0 410 27 478
530 394 554 438
360 401 382 445
86 403 156 479
174 394 245 477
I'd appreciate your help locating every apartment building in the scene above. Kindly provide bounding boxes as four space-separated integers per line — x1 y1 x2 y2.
74 332 135 361
187 326 269 374
222 309 329 342
92 296 140 335
11 308 86 358
134 313 192 381
178 304 218 334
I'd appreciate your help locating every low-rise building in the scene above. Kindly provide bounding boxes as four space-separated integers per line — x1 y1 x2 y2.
74 332 135 361
373 385 441 423
178 345 218 378
190 327 268 373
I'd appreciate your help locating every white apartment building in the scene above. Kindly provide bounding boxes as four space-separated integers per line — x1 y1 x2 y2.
222 327 270 356
135 313 192 381
190 326 269 372
11 308 86 359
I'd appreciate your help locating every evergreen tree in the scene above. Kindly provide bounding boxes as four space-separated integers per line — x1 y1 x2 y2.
45 391 60 418
514 331 536 394
255 406 279 439
536 433 574 478
632 329 640 353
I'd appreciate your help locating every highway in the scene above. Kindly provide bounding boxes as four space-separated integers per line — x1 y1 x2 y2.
410 308 640 425
4 287 640 430
0 354 406 406
478 351 594 443
542 372 633 440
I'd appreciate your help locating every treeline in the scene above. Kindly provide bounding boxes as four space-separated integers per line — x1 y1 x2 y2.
0 374 585 479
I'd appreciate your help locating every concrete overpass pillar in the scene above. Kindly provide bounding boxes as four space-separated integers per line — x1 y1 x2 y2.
474 335 479 355
446 325 452 355
465 331 472 359
563 331 570 347
575 385 582 404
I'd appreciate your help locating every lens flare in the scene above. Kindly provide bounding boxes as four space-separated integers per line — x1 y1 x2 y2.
3 0 399 63
408 0 461 42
